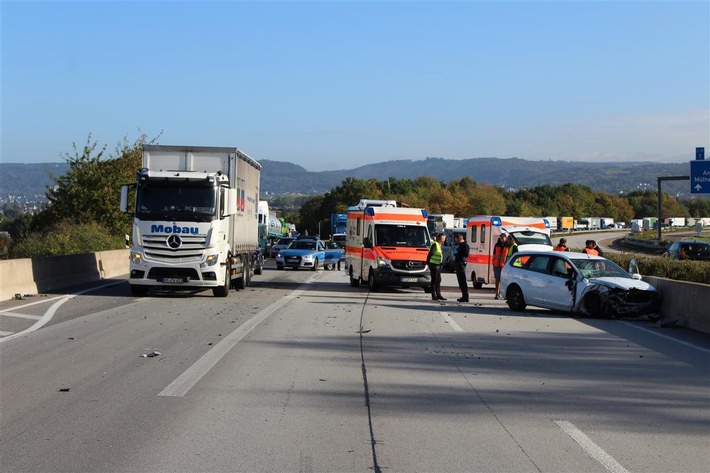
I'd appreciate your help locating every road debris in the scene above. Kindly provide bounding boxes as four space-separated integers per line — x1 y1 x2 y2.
141 351 161 358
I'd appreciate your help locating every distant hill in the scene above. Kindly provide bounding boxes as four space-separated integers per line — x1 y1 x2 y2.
259 157 694 197
0 158 698 201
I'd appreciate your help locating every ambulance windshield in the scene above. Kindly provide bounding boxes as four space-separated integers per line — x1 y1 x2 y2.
374 224 430 248
509 230 552 247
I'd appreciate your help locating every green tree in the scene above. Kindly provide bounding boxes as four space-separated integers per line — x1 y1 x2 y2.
298 195 325 236
625 190 689 219
8 132 159 257
683 197 710 218
34 134 149 235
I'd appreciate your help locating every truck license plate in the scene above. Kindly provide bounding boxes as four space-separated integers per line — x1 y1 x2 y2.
162 277 185 284
400 277 417 283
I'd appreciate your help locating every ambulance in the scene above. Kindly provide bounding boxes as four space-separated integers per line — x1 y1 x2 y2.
346 200 432 292
465 216 553 288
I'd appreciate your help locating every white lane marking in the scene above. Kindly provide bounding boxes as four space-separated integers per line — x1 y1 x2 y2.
620 321 710 354
0 331 14 336
0 295 68 313
0 281 122 344
159 273 321 398
554 420 630 473
1 312 43 320
441 312 463 332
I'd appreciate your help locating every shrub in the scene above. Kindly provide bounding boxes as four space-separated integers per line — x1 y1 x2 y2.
10 221 124 258
606 252 710 285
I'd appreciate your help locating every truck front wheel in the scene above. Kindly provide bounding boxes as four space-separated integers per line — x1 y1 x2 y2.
235 256 247 289
213 265 230 297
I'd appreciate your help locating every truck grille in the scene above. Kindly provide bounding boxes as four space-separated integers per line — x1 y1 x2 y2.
147 268 200 280
391 260 427 271
143 234 207 262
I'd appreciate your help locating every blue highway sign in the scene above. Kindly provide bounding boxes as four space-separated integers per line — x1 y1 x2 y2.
690 159 710 194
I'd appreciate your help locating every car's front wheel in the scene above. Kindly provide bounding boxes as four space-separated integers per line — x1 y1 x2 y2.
582 294 604 317
312 258 319 271
506 285 526 311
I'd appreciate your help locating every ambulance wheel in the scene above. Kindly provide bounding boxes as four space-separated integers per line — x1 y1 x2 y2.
368 272 380 292
471 272 483 289
350 269 360 287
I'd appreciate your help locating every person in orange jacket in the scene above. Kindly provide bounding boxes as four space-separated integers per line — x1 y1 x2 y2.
553 238 570 251
492 233 508 299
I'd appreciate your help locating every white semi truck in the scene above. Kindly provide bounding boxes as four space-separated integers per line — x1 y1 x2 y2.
120 145 262 297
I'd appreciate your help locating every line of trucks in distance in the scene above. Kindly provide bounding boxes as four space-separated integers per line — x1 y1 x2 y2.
123 144 706 297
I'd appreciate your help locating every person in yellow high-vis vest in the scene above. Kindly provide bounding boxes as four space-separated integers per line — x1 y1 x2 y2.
427 233 447 301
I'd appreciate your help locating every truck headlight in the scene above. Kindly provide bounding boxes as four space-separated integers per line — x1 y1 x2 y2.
201 254 219 268
130 252 145 266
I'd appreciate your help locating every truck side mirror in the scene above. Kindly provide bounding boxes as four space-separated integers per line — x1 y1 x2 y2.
120 186 129 212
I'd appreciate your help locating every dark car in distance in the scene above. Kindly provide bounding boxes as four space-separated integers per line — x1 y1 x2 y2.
663 240 710 261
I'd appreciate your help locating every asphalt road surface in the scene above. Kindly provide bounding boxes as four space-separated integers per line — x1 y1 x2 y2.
1 262 709 473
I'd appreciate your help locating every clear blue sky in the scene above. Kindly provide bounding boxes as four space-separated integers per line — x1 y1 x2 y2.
2 1 709 171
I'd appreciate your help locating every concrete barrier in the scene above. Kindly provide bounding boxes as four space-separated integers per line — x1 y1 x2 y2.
0 249 129 301
644 276 710 334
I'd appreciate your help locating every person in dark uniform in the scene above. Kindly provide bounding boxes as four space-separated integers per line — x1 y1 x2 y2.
454 232 470 302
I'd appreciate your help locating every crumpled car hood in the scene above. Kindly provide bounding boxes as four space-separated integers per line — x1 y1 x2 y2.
587 277 655 292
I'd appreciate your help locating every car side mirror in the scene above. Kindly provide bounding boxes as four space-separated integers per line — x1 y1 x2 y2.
628 258 640 277
565 279 575 291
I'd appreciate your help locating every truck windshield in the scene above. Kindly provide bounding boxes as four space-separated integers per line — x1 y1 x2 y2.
374 224 429 248
136 184 217 221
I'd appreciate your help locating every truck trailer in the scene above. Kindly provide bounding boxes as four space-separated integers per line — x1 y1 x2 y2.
120 145 262 297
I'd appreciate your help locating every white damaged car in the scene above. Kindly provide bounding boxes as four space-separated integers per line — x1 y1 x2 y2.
500 251 660 318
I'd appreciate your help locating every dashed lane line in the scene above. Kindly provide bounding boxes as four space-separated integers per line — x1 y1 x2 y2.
158 273 321 398
554 420 630 473
441 312 464 332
